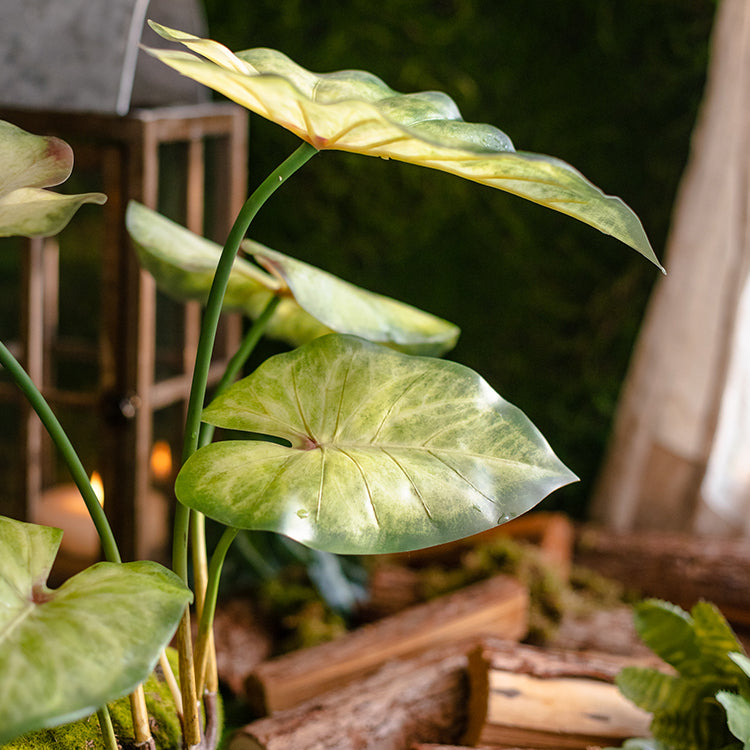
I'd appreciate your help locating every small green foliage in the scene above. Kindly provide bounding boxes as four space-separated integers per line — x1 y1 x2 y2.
616 599 748 749
717 653 750 748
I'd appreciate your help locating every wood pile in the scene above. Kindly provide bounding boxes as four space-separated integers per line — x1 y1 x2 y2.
212 515 750 749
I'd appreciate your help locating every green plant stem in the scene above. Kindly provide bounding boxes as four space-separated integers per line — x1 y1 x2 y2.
198 294 282 450
174 141 317 583
195 526 239 698
190 293 283 595
96 707 118 750
0 341 121 564
188 296 284 693
172 141 317 745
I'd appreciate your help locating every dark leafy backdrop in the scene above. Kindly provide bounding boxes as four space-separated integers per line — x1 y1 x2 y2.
203 0 713 517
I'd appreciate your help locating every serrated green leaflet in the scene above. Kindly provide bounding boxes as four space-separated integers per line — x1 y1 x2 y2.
175 334 577 554
692 601 747 678
633 599 746 679
126 201 460 355
0 120 106 238
0 516 192 744
145 23 661 270
717 690 750 746
632 599 703 676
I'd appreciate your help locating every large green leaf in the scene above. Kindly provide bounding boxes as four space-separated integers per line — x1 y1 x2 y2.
0 120 106 237
175 334 577 554
0 516 192 744
126 200 460 355
145 23 661 270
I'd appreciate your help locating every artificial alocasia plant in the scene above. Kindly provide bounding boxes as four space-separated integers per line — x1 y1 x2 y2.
1 21 662 749
615 599 750 750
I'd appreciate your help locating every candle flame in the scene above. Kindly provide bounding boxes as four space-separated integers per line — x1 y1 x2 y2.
150 440 173 481
90 471 104 506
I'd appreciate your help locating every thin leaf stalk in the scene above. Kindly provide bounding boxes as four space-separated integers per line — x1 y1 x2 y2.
189 295 283 692
96 707 118 750
129 685 155 749
174 141 317 579
195 526 239 698
159 650 183 721
172 141 317 744
176 612 202 748
0 341 121 564
190 510 218 693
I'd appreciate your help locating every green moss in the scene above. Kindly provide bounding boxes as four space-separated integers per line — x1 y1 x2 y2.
6 650 184 750
259 567 348 653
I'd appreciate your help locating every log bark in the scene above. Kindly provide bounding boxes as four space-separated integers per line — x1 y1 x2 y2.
548 604 656 659
211 596 274 698
576 525 750 625
230 644 471 750
462 640 653 748
245 574 528 715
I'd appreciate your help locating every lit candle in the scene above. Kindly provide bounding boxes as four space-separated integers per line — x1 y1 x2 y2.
35 474 103 562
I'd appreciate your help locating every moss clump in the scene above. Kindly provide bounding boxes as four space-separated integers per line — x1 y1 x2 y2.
6 650 183 750
259 567 348 654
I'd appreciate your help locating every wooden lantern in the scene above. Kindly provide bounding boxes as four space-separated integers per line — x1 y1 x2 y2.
0 1 249 567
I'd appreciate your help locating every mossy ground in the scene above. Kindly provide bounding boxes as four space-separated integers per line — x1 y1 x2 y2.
6 650 185 749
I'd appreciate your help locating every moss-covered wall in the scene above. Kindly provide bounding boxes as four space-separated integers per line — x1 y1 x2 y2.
201 0 715 516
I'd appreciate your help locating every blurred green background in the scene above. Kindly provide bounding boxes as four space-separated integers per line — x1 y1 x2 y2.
201 0 715 518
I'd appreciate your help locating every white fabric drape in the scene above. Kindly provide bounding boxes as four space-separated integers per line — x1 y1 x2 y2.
592 0 750 536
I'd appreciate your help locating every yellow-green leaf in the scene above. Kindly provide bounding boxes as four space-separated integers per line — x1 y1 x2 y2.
0 516 192 744
175 334 577 554
145 23 661 270
127 201 459 355
0 121 106 238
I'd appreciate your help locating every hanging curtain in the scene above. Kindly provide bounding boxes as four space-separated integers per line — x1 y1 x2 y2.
591 0 750 536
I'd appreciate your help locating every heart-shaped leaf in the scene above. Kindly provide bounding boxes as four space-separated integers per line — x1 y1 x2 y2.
0 516 192 744
0 120 106 238
145 23 661 270
175 334 577 554
127 201 459 355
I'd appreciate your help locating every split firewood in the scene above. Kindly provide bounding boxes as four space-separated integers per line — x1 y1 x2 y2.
411 746 605 750
462 639 653 749
576 525 750 625
245 574 529 715
230 644 470 750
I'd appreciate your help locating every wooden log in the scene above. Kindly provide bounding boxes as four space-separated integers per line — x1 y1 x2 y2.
245 574 529 715
548 604 657 659
230 645 470 750
211 596 274 698
576 525 750 625
462 640 653 749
